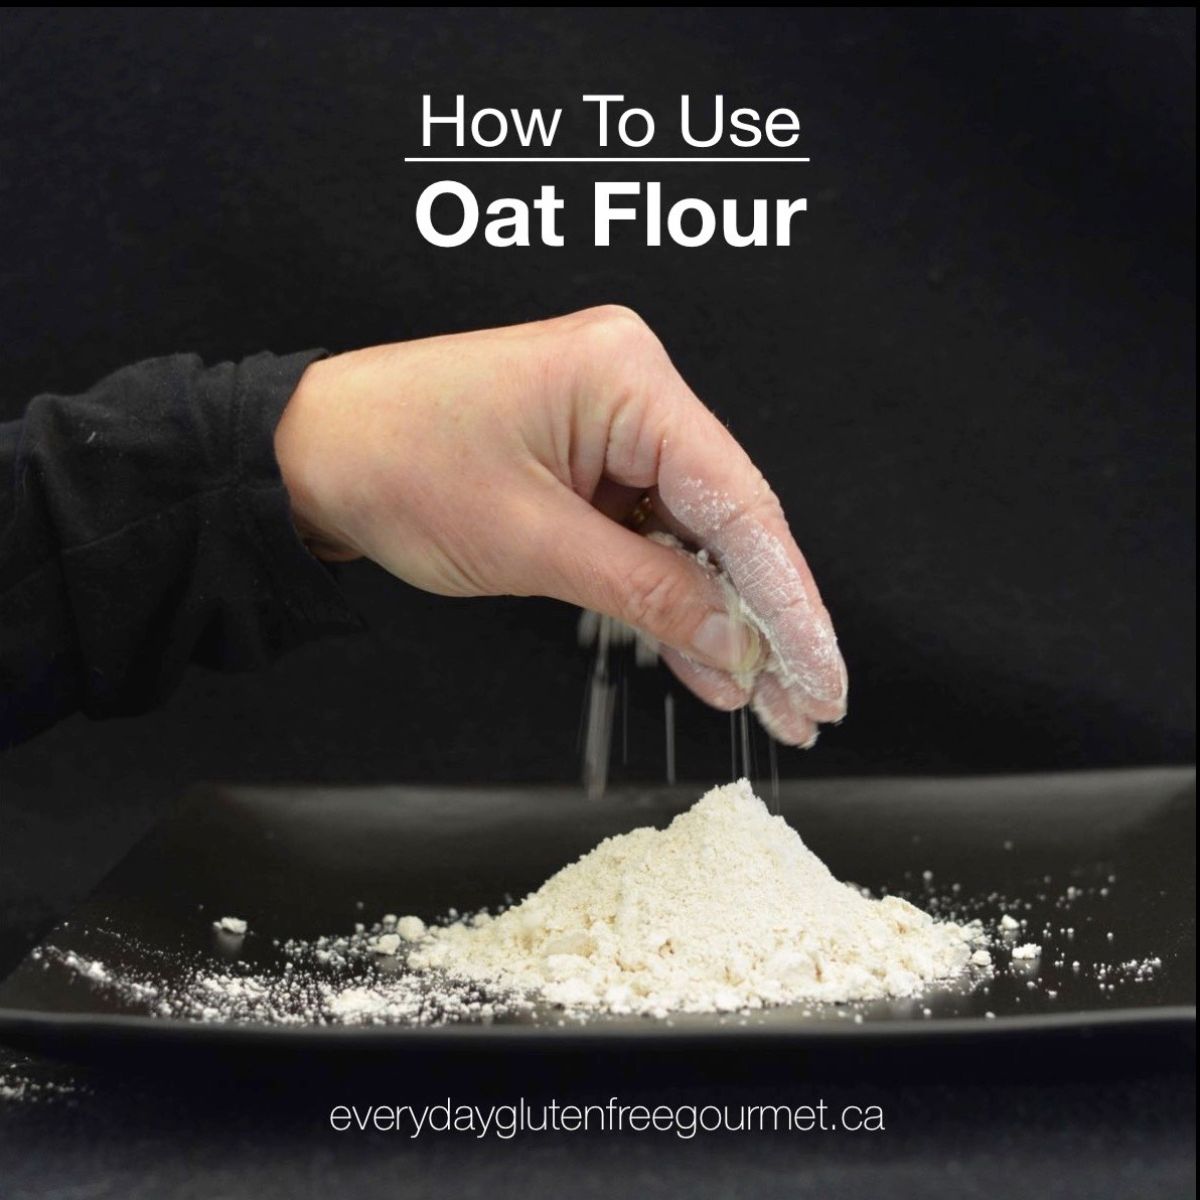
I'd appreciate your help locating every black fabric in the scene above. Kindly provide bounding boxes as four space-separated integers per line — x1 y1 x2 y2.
0 349 361 746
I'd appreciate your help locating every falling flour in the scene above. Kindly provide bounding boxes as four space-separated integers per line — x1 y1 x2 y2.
407 779 978 1015
577 529 795 800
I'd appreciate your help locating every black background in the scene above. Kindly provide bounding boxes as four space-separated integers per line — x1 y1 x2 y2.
0 8 1195 964
0 12 1195 1198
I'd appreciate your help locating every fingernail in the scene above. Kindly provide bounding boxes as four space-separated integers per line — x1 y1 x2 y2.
691 612 759 673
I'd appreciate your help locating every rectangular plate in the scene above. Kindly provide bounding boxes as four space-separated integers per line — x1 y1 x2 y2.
0 769 1193 1056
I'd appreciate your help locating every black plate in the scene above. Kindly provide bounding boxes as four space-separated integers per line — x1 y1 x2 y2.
0 769 1193 1056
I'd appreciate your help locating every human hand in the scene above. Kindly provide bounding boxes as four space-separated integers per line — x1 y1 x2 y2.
273 306 847 745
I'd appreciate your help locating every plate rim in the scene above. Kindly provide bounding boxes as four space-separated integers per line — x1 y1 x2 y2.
2 767 1193 1052
0 1003 1194 1052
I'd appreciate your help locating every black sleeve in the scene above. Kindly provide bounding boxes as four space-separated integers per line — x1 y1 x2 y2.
0 349 363 747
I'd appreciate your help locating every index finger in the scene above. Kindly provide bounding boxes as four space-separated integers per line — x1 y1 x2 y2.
652 392 848 728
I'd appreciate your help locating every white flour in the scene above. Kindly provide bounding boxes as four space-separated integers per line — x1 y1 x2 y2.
42 781 1162 1028
408 779 977 1015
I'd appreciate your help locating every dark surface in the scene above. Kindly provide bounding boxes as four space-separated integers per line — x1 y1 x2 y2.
0 771 1195 1050
0 1044 1194 1200
0 773 1196 1198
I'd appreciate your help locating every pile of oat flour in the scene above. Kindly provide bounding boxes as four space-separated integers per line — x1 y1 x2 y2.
409 779 976 1015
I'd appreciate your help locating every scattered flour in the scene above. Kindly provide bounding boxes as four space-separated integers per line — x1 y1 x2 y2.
0 1066 82 1105
408 779 975 1015
395 916 427 942
39 781 1162 1028
370 933 401 955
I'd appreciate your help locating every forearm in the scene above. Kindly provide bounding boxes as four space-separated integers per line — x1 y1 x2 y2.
0 350 361 746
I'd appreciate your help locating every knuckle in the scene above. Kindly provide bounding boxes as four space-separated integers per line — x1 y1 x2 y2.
725 470 783 531
575 304 659 358
583 303 647 331
749 477 785 523
572 304 670 423
699 469 784 542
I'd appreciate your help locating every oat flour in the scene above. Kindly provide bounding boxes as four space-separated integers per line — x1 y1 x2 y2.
409 779 977 1015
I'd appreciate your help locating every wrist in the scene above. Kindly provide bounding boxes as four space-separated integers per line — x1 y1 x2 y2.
274 357 362 563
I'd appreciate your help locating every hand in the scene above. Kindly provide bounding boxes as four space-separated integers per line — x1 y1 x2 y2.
274 306 847 745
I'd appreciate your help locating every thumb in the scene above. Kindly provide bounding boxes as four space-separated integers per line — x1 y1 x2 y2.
531 496 760 677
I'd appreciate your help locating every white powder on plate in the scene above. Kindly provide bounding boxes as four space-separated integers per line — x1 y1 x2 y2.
370 933 401 955
409 779 974 1015
395 916 426 941
39 788 1164 1027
